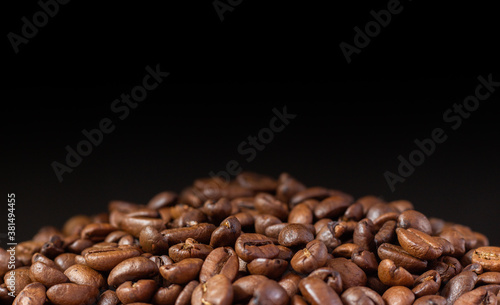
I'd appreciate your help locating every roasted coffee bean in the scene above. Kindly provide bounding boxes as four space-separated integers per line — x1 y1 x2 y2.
299 277 342 305
464 262 484 274
168 238 213 263
139 226 169 255
174 280 199 305
147 191 177 210
237 172 278 192
250 278 289 305
412 270 441 298
191 274 233 305
254 214 282 235
12 282 46 305
151 284 182 305
381 286 414 305
84 246 141 271
353 218 375 251
472 247 500 272
327 257 367 289
116 279 157 304
276 172 306 203
40 235 65 259
31 253 57 270
254 193 289 221
331 243 359 258
429 256 462 283
63 215 93 237
290 187 339 207
235 233 279 262
67 238 95 254
288 203 313 224
170 209 206 228
278 273 303 298
439 228 466 257
277 245 293 260
108 256 159 287
292 295 308 305
81 223 117 242
199 247 239 283
161 223 216 245
396 228 443 260
307 267 342 294
341 286 384 305
388 200 414 213
413 295 447 305
210 216 242 248
378 259 414 287
374 220 397 247
97 290 120 305
64 264 106 290
315 221 342 252
247 258 288 279
454 286 499 305
278 223 314 247
475 232 490 248
366 203 399 222
440 270 478 305
53 253 78 271
46 283 99 305
121 216 165 238
352 248 378 274
291 240 328 274
104 230 129 243
372 212 399 229
343 202 364 221
397 210 432 235
478 272 500 285
366 276 389 296
29 262 69 288
377 243 427 273
159 258 203 285
203 198 232 224
5 268 31 297
233 275 269 302
314 195 352 219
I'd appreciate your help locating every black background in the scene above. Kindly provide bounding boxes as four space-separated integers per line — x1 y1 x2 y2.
1 1 499 245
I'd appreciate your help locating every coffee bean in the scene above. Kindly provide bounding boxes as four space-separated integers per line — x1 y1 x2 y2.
439 228 466 257
478 272 500 285
397 210 432 235
288 203 313 224
250 278 289 305
209 216 242 248
247 258 288 279
254 193 289 221
116 279 157 304
29 262 69 288
233 275 268 302
199 247 239 283
315 221 342 252
161 223 216 245
388 200 414 213
168 238 213 263
299 277 342 305
5 268 31 297
378 259 414 287
472 247 500 272
353 218 375 251
366 203 399 223
81 223 117 242
139 226 169 255
412 270 441 298
327 257 367 289
64 264 106 290
341 286 384 305
374 220 397 247
382 286 415 305
413 295 447 305
314 195 352 219
159 258 203 285
97 290 120 305
108 256 159 288
237 172 278 192
440 270 478 305
46 283 99 305
291 240 328 274
12 282 46 305
174 280 199 305
343 202 364 221
278 224 314 247
352 248 378 274
454 285 500 305
235 233 279 262
278 272 303 298
276 173 306 203
191 274 233 305
396 228 443 260
203 198 232 224
151 284 182 305
290 187 341 207
84 246 141 271
147 191 177 210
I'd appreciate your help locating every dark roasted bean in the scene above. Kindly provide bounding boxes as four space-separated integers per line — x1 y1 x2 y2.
199 247 239 283
191 274 233 305
341 286 384 305
299 277 342 305
235 233 279 262
381 286 414 305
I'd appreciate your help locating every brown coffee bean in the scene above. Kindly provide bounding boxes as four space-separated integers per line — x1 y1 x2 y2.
168 238 213 263
308 267 343 294
434 237 455 256
475 232 489 247
278 273 303 298
4 268 31 297
202 198 232 224
463 262 483 274
84 246 141 271
235 233 279 262
139 226 169 255
278 223 314 247
191 274 233 305
478 272 500 285
439 228 466 257
276 172 306 203
397 210 432 235
374 220 397 247
247 258 288 279
67 238 95 254
29 262 68 288
366 276 389 296
413 295 447 305
199 247 239 283
46 283 99 305
233 275 268 302
277 245 293 260
388 200 414 213
250 278 289 305
440 271 478 304
381 286 415 305
377 243 427 273
366 203 399 222
116 279 157 304
159 258 203 285
254 193 289 221
430 256 463 283
378 259 414 287
314 195 352 219
327 257 367 289
331 243 359 258
352 248 378 274
161 223 216 245
12 282 46 305
16 241 44 266
454 286 499 305
121 216 165 238
174 280 199 305
97 290 120 305
209 216 242 248
315 222 342 252
147 191 177 210
292 295 308 305
237 172 277 191
63 215 92 237
396 228 443 260
291 240 328 274
353 218 375 251
31 253 57 270
53 253 77 272
108 256 159 288
472 247 500 272
254 214 282 235
412 270 441 298
299 277 342 305
288 203 313 224
151 284 182 305
64 264 106 290
343 202 364 221
80 223 117 242
341 286 384 305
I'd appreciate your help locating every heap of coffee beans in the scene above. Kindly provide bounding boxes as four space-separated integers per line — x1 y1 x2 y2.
2 172 500 305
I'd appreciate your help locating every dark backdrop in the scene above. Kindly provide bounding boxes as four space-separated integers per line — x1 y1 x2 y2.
1 1 499 245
